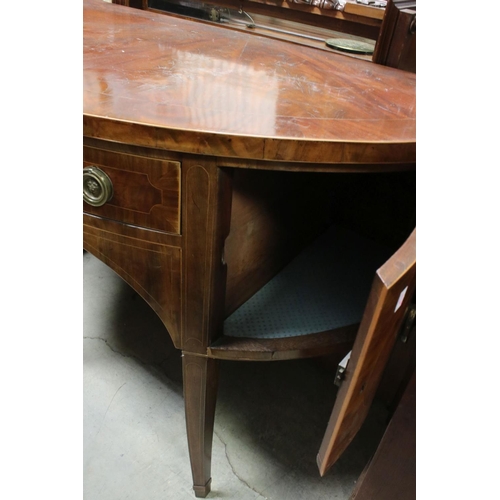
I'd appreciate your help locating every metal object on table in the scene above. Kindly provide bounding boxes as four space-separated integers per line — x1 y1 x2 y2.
223 11 373 48
221 13 327 41
325 38 375 54
356 0 387 6
291 0 346 10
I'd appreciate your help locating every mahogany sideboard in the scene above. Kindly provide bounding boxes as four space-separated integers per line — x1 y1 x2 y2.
83 0 416 496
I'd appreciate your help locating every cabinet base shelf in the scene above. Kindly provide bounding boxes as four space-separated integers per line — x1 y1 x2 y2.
208 324 357 361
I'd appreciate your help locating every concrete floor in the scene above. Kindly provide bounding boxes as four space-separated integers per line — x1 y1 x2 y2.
83 251 388 500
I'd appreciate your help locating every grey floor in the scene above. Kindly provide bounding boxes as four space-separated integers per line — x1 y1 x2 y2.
83 251 389 500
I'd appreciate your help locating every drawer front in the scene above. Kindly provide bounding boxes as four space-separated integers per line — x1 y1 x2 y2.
83 147 181 234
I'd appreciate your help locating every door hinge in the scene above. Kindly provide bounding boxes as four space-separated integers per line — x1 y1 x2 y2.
400 303 416 343
334 350 352 387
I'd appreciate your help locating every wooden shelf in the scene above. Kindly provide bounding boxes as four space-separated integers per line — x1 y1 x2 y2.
209 224 392 360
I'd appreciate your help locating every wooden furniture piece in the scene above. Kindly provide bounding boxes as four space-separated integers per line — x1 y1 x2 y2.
83 0 416 496
112 0 415 69
349 372 416 499
373 0 416 72
113 0 386 41
317 228 415 474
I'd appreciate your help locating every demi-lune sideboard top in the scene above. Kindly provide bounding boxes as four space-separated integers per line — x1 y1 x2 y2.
83 1 416 496
83 0 416 165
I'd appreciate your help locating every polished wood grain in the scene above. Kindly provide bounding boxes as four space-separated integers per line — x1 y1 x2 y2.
373 0 416 73
85 136 414 173
172 0 382 39
376 320 415 413
344 1 386 21
208 325 356 361
317 228 416 475
84 2 415 495
83 146 181 233
350 372 415 500
183 354 220 498
181 159 232 354
147 0 376 57
83 220 183 347
84 0 415 165
224 169 333 316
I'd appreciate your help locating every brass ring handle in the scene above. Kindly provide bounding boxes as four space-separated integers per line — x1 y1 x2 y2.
83 166 113 207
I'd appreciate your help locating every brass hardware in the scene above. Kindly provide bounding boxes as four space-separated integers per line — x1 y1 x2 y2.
208 7 221 22
334 351 351 387
325 38 375 55
400 303 416 343
409 16 416 35
83 166 113 207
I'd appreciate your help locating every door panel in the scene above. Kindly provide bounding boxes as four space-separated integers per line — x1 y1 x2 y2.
317 229 416 475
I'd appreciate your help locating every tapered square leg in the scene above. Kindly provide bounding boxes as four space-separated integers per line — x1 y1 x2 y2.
183 353 220 498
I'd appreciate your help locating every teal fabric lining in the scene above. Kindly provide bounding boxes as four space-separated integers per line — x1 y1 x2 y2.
223 225 391 339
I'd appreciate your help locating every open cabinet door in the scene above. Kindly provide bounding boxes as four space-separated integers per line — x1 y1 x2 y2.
317 229 416 476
